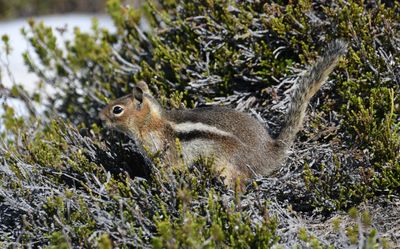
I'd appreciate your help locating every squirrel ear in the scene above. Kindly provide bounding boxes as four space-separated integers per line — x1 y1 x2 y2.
132 86 143 103
136 81 150 94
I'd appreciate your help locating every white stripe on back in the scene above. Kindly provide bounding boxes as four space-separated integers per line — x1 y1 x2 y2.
170 122 235 138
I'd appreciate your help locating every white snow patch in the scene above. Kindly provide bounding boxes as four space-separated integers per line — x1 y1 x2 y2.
0 14 115 120
0 13 115 91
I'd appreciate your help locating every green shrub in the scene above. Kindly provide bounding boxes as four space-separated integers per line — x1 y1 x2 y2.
0 0 399 247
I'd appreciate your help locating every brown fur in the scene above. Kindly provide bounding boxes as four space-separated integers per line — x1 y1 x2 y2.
100 40 347 185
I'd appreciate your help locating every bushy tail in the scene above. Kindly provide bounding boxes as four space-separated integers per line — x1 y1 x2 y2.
276 40 347 148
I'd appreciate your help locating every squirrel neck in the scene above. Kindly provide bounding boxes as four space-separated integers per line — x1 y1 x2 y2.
133 105 177 159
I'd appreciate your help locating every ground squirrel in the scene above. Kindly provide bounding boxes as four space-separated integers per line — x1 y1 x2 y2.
100 40 347 183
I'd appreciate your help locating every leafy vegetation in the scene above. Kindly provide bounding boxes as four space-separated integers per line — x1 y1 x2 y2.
0 0 399 247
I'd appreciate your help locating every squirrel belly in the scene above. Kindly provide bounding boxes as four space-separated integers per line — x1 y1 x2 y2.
100 40 347 183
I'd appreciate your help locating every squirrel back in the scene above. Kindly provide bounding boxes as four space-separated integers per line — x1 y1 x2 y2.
100 40 347 183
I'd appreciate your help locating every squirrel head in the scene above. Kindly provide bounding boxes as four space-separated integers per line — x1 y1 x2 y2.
100 81 162 138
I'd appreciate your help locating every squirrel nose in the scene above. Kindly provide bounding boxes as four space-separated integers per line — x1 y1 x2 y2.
99 110 107 121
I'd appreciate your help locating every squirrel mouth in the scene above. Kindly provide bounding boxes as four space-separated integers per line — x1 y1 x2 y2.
104 120 114 128
99 111 108 121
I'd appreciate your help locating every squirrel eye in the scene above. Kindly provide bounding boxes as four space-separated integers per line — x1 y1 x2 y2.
112 105 124 115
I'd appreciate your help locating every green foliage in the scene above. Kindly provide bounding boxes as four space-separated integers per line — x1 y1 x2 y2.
97 233 113 249
296 208 388 248
0 115 280 247
303 155 372 212
153 190 278 248
1 104 25 133
298 227 325 249
344 208 381 247
1 34 11 55
348 88 400 195
46 231 70 249
262 0 399 211
1 0 399 247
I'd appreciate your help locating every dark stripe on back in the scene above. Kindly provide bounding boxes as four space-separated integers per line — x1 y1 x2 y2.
175 129 231 141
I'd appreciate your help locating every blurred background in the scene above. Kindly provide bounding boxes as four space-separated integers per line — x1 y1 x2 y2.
0 0 120 117
0 0 107 20
0 0 115 93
